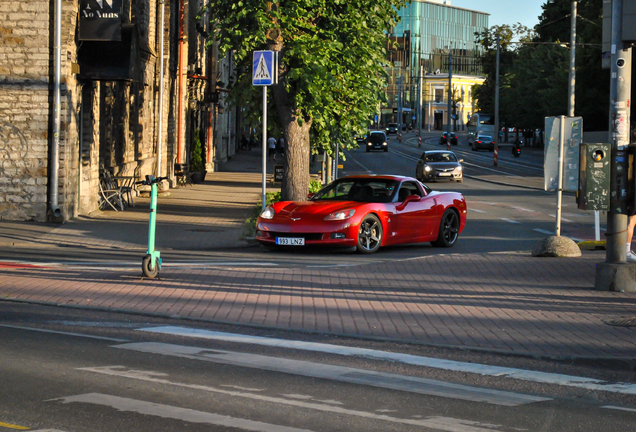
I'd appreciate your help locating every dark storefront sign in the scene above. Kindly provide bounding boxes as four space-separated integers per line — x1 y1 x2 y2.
79 0 123 41
77 24 138 81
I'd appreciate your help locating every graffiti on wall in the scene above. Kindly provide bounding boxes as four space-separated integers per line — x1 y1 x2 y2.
0 123 29 174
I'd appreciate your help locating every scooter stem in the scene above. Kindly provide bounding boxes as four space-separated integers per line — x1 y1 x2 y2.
147 182 161 267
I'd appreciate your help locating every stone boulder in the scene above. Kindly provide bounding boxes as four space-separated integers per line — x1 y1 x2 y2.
532 235 582 257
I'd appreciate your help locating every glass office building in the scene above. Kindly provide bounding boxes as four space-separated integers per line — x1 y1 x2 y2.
384 0 489 129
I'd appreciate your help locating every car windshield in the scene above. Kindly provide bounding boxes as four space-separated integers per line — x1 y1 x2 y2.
310 178 399 203
369 133 386 143
425 152 457 163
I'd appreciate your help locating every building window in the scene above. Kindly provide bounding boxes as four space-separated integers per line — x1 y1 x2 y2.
434 88 444 103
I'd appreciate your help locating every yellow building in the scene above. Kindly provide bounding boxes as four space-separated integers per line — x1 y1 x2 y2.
423 72 485 131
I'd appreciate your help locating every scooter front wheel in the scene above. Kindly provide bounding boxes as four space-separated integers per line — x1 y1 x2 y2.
142 254 159 278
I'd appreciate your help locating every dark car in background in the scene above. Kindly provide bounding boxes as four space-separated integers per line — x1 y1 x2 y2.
386 123 399 134
471 135 494 151
439 132 458 145
366 131 388 152
416 150 463 183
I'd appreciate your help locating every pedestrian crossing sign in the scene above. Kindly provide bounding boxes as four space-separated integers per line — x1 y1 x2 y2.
252 51 277 86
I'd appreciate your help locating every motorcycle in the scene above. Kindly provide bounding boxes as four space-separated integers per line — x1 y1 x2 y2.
512 142 521 158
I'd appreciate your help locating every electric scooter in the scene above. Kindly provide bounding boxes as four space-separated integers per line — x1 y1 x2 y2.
137 174 167 278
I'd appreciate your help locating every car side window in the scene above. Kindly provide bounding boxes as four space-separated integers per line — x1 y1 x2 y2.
397 181 422 202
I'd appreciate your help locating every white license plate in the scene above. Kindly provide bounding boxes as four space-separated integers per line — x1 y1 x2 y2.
276 237 305 246
438 172 451 177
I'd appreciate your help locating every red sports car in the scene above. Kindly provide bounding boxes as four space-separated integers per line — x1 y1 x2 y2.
256 175 467 253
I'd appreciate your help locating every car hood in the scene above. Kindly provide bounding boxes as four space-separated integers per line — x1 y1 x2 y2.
423 162 460 169
274 200 360 218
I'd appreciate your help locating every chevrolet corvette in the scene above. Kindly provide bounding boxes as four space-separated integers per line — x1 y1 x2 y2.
256 175 467 254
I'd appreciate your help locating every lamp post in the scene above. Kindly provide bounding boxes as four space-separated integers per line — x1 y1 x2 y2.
446 46 452 136
494 34 500 167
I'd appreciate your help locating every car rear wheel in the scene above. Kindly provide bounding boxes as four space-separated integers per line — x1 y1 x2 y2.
432 209 460 248
357 215 382 254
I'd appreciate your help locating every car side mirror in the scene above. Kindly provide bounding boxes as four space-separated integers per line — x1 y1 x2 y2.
458 159 464 163
404 194 420 204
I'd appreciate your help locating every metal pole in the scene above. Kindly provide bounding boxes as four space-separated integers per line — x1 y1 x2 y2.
556 116 565 236
428 82 432 132
262 86 267 213
494 34 500 167
333 144 339 180
417 64 422 144
606 0 631 263
446 48 452 135
49 0 62 218
398 75 403 136
156 0 165 177
568 1 576 117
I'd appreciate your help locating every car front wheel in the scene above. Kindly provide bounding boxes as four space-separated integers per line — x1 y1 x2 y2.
357 215 382 254
432 209 460 247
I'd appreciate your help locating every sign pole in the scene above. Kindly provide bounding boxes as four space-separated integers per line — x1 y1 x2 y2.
252 50 277 213
262 85 267 213
556 116 565 236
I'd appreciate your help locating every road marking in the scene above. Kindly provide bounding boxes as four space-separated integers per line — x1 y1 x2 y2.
469 209 486 213
510 207 533 212
75 371 505 432
0 262 48 269
602 405 636 413
112 342 548 406
499 218 520 224
51 393 315 432
137 327 636 396
0 260 277 270
549 214 573 223
0 421 30 430
0 324 128 342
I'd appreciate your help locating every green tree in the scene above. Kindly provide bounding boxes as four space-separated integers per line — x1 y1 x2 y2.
534 0 608 131
201 0 408 201
473 0 607 136
472 23 533 114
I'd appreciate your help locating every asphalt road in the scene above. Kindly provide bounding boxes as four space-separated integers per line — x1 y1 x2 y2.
1 303 634 432
0 132 600 268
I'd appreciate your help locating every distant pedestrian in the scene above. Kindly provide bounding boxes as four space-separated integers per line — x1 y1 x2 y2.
278 137 285 157
248 133 255 151
268 136 277 161
240 134 248 151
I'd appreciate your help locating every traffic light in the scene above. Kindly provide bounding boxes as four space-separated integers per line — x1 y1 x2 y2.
577 143 610 210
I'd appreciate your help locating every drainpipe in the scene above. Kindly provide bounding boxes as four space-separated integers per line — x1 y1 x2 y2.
156 0 165 176
176 0 185 164
49 0 62 219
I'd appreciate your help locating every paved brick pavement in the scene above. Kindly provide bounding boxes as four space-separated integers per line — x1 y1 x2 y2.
0 145 634 362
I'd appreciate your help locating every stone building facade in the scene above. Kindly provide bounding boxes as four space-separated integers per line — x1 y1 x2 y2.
0 0 237 222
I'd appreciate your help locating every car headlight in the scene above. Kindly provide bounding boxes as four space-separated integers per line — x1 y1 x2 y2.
383 142 387 146
325 209 356 221
456 166 463 172
260 206 275 219
424 165 432 172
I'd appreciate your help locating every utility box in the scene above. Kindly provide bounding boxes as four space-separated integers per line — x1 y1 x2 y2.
578 143 611 210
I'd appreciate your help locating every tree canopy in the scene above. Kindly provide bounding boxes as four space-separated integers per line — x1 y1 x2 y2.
472 0 607 135
202 0 408 200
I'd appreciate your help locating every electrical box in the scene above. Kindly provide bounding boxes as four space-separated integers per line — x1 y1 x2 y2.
577 143 610 210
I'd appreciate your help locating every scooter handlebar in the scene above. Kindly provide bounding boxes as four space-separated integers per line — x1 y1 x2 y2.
135 176 170 186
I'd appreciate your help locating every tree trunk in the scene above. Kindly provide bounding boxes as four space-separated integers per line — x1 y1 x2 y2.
280 118 311 201
269 44 312 202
